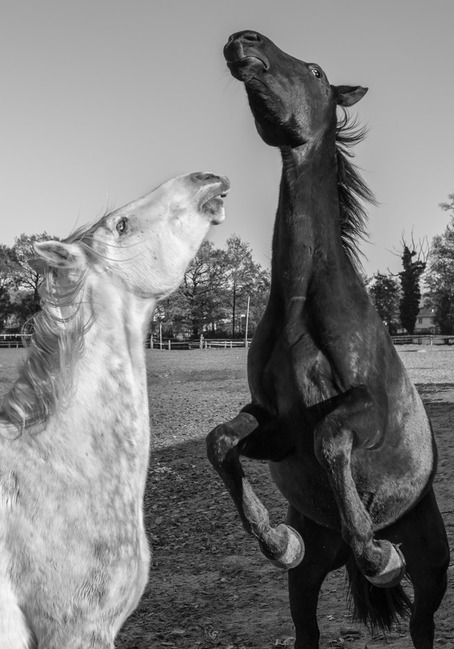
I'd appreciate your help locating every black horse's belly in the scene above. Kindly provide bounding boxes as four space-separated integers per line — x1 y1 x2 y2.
269 451 342 529
267 403 434 533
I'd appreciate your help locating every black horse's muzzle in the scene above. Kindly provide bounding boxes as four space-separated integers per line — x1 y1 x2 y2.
224 30 270 80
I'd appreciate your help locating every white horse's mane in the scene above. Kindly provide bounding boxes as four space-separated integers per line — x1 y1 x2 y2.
1 232 93 431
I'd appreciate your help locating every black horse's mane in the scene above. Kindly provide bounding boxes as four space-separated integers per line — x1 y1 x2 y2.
336 110 376 270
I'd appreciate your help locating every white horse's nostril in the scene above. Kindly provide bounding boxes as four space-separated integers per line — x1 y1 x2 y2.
192 172 220 183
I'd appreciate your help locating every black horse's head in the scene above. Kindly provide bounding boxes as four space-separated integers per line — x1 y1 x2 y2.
224 30 367 148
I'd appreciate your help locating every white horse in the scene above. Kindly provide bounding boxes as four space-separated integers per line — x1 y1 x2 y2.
0 171 229 648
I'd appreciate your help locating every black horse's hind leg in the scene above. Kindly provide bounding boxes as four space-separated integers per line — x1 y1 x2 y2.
206 408 304 568
286 506 350 649
382 486 449 649
314 386 406 587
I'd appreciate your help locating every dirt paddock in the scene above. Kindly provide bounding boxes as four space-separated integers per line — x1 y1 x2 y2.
0 346 453 648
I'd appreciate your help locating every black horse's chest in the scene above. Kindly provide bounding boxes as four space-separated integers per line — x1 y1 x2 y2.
254 328 335 417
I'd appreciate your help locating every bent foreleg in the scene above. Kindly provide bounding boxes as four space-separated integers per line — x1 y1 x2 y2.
314 386 406 588
206 409 304 569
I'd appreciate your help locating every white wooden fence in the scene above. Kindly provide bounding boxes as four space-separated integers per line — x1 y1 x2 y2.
0 334 29 348
151 334 454 350
391 334 454 346
151 335 454 350
0 334 252 350
150 338 251 350
3 333 454 351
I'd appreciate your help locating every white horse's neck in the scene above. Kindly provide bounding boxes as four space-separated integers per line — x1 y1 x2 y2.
1 274 155 471
50 279 155 463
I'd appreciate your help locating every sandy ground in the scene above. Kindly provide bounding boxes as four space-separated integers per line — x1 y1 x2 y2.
0 345 453 648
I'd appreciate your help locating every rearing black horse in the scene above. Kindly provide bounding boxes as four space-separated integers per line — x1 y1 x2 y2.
207 31 449 649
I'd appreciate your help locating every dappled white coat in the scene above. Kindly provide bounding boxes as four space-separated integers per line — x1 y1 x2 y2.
0 172 229 648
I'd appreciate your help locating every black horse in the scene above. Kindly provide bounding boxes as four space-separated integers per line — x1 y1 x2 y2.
207 31 449 649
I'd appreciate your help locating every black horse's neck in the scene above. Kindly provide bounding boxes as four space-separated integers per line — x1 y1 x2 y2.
271 136 348 305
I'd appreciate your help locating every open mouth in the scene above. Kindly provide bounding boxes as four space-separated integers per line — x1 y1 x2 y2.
226 55 269 82
201 178 230 224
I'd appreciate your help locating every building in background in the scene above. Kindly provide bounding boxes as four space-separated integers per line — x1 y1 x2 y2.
414 306 439 334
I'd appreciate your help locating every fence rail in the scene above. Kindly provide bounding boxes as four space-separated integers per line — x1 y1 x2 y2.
391 334 454 346
0 334 252 350
0 334 31 348
152 335 454 350
150 338 251 350
3 333 454 350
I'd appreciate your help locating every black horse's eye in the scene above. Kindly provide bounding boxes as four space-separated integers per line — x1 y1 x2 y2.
116 217 128 234
310 67 322 79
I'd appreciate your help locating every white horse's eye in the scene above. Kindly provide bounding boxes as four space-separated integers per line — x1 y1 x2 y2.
116 217 128 234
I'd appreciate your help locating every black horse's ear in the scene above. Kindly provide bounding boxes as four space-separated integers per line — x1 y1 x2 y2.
333 85 368 107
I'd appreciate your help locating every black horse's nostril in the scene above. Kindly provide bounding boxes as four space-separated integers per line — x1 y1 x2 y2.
227 30 262 47
240 31 262 43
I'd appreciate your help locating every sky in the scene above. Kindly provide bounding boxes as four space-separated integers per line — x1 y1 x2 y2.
1 0 453 277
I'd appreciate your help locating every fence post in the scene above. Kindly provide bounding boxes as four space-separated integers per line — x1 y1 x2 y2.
168 339 171 351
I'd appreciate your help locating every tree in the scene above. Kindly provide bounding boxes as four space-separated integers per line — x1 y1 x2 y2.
152 296 187 340
223 234 263 337
151 236 271 340
152 241 229 339
425 195 454 333
179 241 228 337
439 193 454 214
0 244 14 331
398 242 426 335
367 273 400 334
245 266 271 335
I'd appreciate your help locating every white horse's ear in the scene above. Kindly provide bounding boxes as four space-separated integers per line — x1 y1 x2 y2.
32 241 86 269
27 257 48 275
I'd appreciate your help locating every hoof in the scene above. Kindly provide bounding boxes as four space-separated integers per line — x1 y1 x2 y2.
366 543 406 588
264 524 305 570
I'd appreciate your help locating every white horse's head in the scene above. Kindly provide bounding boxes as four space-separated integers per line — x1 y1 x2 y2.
2 171 228 431
33 171 229 301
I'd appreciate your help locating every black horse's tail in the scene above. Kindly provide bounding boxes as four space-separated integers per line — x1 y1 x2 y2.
346 557 413 630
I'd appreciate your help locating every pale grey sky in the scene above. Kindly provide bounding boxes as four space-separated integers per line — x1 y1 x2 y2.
1 0 453 276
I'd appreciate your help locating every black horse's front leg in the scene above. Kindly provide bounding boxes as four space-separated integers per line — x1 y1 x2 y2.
206 407 304 569
314 386 406 588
